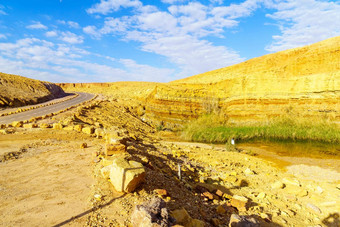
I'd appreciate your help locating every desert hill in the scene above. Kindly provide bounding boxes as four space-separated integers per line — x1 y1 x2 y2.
60 36 340 129
0 72 65 108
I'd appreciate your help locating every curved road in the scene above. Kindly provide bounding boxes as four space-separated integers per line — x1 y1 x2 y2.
0 92 95 124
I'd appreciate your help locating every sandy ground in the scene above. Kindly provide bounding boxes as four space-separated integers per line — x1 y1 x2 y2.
0 129 101 226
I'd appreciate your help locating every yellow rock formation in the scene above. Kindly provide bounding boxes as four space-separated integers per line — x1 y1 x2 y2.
60 36 340 128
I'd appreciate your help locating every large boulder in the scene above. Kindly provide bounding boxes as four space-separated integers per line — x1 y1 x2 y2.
131 197 175 227
109 157 145 193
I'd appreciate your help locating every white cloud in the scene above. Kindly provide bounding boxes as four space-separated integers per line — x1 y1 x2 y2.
161 0 187 4
87 0 142 15
266 0 340 52
88 1 249 77
0 5 7 15
45 30 58 37
83 25 101 39
59 31 84 44
0 34 6 39
26 21 48 30
0 38 174 82
57 20 80 28
119 58 174 81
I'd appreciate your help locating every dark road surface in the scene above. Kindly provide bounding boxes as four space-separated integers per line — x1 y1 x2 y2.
0 92 95 124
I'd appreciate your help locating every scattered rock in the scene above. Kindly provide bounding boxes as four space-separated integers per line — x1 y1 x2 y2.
229 214 259 227
95 128 104 138
171 208 204 227
105 143 126 156
271 181 285 189
282 178 300 187
131 197 175 227
82 126 95 135
256 192 266 199
216 205 226 214
39 123 51 128
74 124 83 132
80 143 87 148
202 191 214 200
306 203 322 214
52 123 63 130
109 157 145 193
12 121 23 127
244 168 255 175
23 123 38 128
154 189 168 197
260 213 271 222
231 195 249 211
63 126 74 131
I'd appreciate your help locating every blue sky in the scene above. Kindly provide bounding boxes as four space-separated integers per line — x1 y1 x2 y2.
0 0 339 83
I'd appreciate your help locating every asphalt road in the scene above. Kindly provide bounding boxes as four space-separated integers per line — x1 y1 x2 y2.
0 92 95 124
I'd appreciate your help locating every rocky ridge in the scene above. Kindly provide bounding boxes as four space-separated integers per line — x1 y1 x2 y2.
0 72 65 108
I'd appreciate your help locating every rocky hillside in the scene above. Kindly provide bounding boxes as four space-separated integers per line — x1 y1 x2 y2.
0 72 65 108
60 36 340 129
143 36 340 128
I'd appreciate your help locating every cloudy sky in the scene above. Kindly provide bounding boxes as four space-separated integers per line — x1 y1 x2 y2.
0 0 339 83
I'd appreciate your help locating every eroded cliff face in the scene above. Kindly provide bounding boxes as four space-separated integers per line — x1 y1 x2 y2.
58 36 340 129
0 73 65 108
143 36 340 128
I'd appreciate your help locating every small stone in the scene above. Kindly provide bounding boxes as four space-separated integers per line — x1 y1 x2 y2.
94 128 104 138
154 189 168 197
306 203 322 214
336 184 340 190
215 189 224 197
231 195 249 211
202 191 214 200
74 124 83 132
260 213 271 222
171 208 191 226
80 143 87 148
82 126 95 135
52 123 63 130
230 171 237 176
228 214 259 227
271 181 285 189
94 194 102 200
216 205 226 214
244 168 255 175
282 178 300 187
105 143 126 156
298 189 308 197
12 121 23 127
39 123 51 128
257 192 266 199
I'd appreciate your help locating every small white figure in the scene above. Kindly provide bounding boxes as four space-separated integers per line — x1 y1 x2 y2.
231 138 235 145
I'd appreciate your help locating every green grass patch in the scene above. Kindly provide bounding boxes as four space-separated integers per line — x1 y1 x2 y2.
181 114 340 144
